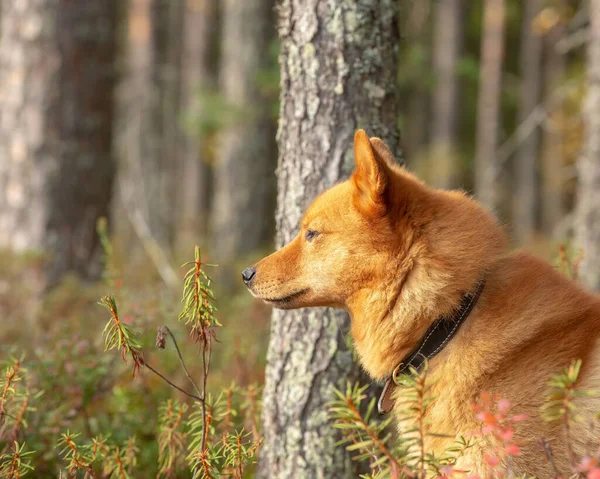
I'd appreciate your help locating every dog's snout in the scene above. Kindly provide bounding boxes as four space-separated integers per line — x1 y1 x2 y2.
241 266 256 285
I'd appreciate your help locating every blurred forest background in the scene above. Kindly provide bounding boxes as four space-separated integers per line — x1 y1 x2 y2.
0 0 599 477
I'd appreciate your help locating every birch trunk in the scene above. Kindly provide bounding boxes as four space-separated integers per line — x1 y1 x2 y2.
258 1 400 477
575 0 600 290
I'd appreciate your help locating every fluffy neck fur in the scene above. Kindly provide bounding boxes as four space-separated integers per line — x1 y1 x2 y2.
346 170 507 380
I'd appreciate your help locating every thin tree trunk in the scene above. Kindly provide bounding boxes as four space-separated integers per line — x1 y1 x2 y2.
150 0 184 248
117 0 183 256
430 0 463 189
258 1 400 477
575 0 600 290
177 0 219 248
0 0 118 288
211 0 277 273
403 0 431 163
513 0 543 245
474 0 506 211
541 9 566 237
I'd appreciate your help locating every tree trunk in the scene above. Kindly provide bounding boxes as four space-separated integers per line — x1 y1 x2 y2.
117 0 183 255
541 8 566 237
177 0 219 248
513 0 543 245
575 0 600 290
211 0 277 274
0 0 118 288
402 0 431 163
474 0 506 211
149 0 184 248
430 0 464 188
258 1 400 478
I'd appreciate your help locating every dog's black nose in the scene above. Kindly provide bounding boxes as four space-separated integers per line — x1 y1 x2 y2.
241 266 256 285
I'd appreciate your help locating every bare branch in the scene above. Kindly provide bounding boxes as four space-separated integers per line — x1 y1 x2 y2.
143 362 204 404
157 326 203 400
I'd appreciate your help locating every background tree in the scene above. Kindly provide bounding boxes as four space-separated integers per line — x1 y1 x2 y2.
211 0 277 280
575 0 600 290
430 0 464 188
117 0 184 258
0 0 118 289
401 0 431 163
257 1 400 477
177 0 219 248
541 2 567 238
514 0 543 245
474 0 505 211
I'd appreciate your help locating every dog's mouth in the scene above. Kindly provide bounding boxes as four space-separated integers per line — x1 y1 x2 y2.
262 288 310 307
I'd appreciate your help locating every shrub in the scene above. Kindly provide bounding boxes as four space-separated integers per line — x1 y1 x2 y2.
0 246 264 478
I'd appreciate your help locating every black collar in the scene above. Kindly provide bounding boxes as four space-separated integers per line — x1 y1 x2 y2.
377 279 486 415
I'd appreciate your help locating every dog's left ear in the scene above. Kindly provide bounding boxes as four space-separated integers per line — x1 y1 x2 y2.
352 129 390 216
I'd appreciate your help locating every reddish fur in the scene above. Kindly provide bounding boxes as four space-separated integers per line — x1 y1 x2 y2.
247 130 600 476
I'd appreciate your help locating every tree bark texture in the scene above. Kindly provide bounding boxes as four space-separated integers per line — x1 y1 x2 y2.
258 1 400 478
211 0 277 270
177 0 219 247
430 0 463 188
474 0 505 211
513 0 543 245
0 0 118 287
575 0 600 290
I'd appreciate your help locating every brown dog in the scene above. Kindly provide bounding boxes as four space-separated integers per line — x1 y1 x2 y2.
243 130 600 476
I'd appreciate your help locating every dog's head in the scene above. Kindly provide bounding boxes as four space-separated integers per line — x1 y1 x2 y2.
243 130 506 317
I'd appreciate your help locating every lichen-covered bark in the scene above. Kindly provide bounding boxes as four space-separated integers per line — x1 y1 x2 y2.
0 0 117 287
211 0 277 272
258 1 399 477
575 0 600 290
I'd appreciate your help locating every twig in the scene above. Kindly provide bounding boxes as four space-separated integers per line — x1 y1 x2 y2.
493 80 575 180
144 362 204 404
157 326 203 400
496 105 547 168
345 398 415 478
556 27 590 54
118 176 179 288
539 439 561 479
200 335 212 452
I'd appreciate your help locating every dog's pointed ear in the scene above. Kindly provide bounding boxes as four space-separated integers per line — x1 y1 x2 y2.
352 130 390 215
370 137 396 166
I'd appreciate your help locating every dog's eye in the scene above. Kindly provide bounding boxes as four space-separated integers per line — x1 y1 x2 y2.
305 229 319 242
